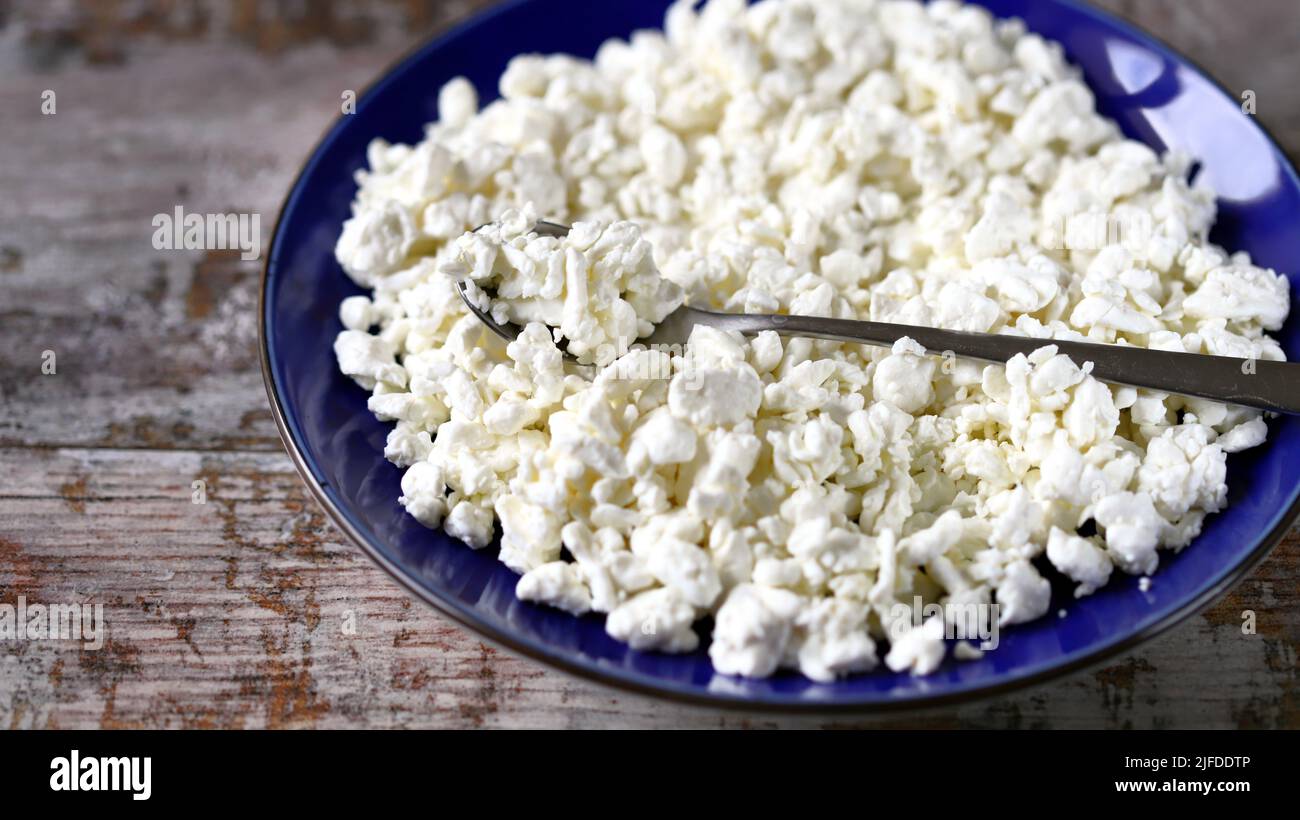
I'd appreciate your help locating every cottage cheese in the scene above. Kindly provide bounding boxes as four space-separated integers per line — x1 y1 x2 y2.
334 0 1289 681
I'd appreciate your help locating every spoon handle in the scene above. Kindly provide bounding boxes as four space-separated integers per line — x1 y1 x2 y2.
691 309 1300 414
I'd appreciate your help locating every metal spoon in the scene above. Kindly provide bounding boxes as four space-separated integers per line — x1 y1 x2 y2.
455 221 1300 414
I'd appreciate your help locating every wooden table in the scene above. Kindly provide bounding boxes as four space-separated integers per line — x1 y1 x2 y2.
1 0 1296 729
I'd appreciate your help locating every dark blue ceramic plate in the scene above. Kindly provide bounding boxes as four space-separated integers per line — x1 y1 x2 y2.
262 0 1300 709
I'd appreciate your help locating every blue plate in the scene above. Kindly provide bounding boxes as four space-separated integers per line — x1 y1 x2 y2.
261 0 1300 709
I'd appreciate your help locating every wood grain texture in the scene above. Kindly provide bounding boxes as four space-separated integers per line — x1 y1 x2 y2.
1 0 1297 729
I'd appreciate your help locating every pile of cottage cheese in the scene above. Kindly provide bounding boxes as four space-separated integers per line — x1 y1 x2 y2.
333 0 1290 679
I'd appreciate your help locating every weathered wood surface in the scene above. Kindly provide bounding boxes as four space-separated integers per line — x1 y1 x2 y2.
0 0 1297 729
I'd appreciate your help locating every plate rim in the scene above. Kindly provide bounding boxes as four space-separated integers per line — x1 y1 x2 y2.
259 0 1300 712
